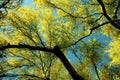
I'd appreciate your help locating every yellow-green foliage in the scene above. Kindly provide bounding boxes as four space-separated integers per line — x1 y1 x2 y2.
0 0 119 80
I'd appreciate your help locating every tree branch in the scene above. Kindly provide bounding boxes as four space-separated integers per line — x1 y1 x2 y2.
114 0 120 18
47 1 102 19
53 46 84 80
97 0 120 30
0 44 84 80
0 73 42 79
0 0 10 9
0 44 54 53
72 21 110 46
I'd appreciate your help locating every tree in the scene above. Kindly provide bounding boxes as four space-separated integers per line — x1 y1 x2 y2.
0 0 23 18
0 0 120 80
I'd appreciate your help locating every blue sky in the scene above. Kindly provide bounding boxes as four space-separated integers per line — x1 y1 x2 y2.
22 0 36 7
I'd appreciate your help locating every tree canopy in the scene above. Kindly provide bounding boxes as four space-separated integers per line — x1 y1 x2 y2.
0 0 120 80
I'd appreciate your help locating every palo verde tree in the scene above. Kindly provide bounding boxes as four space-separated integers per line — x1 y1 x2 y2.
0 0 120 80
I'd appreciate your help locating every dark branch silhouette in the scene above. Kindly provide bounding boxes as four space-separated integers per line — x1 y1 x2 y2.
0 0 10 9
97 0 120 30
0 44 84 80
114 0 120 18
53 46 84 80
0 44 54 53
47 1 102 19
0 0 118 80
0 73 42 79
71 21 110 46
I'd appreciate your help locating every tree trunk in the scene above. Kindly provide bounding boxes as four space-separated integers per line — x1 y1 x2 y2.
91 59 100 80
53 46 84 80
